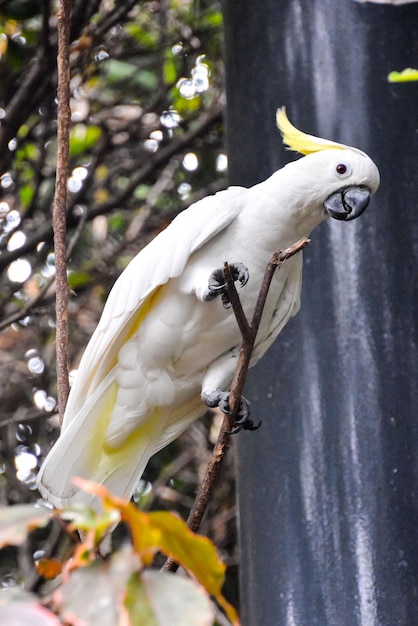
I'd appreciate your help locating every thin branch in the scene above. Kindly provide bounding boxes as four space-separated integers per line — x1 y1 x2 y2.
0 56 51 169
0 409 56 430
222 263 251 341
225 238 310 430
70 0 102 41
53 0 72 422
0 175 225 331
0 100 223 274
163 236 310 572
0 211 86 332
41 0 51 57
84 99 224 221
89 0 139 41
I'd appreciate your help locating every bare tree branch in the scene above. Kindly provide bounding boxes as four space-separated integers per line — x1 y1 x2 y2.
89 0 139 42
163 236 310 572
53 0 72 422
0 56 53 170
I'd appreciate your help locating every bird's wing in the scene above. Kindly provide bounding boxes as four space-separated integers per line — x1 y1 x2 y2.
37 370 170 507
63 186 246 426
37 381 206 508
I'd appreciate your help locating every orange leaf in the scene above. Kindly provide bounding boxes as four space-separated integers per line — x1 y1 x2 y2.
36 558 63 579
74 479 240 625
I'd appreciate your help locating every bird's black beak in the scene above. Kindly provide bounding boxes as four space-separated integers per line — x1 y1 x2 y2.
324 186 371 222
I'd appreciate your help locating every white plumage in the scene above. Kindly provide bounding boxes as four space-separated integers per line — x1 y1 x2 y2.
37 110 380 507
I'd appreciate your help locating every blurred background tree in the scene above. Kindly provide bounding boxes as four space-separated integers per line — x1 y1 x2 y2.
0 0 237 602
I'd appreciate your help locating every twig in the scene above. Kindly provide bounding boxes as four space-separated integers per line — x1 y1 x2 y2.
41 0 51 57
224 238 310 430
163 236 310 572
0 100 223 274
53 0 72 422
89 0 138 41
0 211 86 332
0 409 55 430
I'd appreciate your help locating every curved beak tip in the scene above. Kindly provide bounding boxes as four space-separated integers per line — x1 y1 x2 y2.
324 186 371 222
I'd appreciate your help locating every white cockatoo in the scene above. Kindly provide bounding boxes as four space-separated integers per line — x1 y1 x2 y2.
37 109 380 507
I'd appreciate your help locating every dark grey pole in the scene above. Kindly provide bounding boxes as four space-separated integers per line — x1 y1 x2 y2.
222 1 418 624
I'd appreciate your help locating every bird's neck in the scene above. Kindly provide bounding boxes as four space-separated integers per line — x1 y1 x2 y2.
242 170 328 249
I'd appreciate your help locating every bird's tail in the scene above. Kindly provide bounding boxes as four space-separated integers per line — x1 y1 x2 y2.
36 376 168 509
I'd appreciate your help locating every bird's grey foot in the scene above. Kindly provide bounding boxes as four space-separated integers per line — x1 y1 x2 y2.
202 389 261 433
203 262 249 308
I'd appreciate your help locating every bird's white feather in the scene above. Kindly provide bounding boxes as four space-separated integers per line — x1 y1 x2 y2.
37 135 380 508
63 187 246 426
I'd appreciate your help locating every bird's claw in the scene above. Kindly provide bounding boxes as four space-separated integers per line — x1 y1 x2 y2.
230 416 262 434
204 262 249 308
202 389 261 434
229 418 262 434
229 262 250 289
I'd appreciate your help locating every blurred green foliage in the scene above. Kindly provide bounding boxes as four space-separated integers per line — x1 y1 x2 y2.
0 0 237 608
0 481 240 624
388 67 418 82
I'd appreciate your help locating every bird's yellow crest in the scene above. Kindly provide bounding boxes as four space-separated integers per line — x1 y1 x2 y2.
276 107 352 155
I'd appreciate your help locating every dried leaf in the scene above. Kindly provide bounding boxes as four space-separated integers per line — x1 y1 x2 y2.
36 558 63 580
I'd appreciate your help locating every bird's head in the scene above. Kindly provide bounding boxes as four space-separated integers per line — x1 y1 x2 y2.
276 108 380 223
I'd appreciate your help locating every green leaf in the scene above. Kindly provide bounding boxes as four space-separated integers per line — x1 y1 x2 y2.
71 479 240 625
125 24 159 48
102 59 158 91
133 184 150 200
67 270 93 290
55 548 216 626
16 142 39 161
138 510 226 595
108 212 127 233
388 68 418 83
55 550 138 626
202 10 223 28
60 504 120 540
103 58 138 82
69 124 102 157
173 93 201 114
19 183 35 209
125 571 214 626
163 55 178 85
135 69 159 91
0 504 51 548
124 572 159 626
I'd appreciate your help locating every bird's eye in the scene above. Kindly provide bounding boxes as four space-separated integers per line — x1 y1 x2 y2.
334 161 352 178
